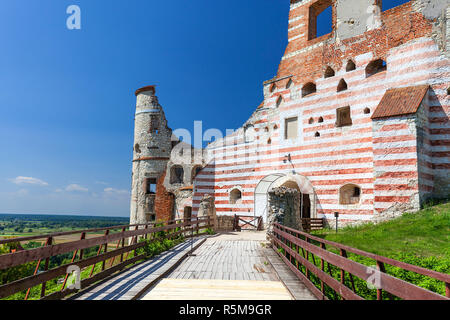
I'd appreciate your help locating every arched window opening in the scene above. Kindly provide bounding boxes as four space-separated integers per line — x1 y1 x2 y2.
337 79 348 92
308 117 314 124
302 82 317 97
324 66 335 78
270 83 276 93
364 107 371 114
230 188 242 204
191 166 202 183
267 138 272 145
346 60 356 72
315 132 320 137
286 79 293 89
318 116 324 123
339 184 361 205
366 59 386 78
276 96 283 108
170 166 184 184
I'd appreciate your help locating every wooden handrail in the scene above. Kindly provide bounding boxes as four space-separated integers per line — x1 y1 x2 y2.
271 223 450 300
0 217 212 300
0 218 189 245
274 222 450 284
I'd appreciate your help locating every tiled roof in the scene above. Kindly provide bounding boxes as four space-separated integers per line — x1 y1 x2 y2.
371 85 429 119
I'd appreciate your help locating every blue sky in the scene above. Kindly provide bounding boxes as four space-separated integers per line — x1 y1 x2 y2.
0 0 408 217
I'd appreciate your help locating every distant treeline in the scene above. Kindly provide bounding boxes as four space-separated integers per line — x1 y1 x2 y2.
0 214 129 233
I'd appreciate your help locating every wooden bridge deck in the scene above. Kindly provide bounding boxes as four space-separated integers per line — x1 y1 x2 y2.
70 232 316 301
141 232 317 300
70 237 207 300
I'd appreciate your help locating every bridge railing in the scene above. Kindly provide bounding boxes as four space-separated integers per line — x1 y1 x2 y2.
271 222 450 300
233 215 263 231
0 216 212 300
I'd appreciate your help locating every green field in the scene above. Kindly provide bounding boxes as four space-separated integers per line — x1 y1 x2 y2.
0 213 129 239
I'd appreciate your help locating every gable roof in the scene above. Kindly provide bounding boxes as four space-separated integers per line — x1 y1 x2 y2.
371 85 429 119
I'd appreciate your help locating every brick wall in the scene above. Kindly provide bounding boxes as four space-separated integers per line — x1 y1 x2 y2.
155 170 175 222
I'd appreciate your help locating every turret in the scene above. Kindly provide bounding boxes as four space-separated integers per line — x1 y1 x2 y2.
130 86 173 224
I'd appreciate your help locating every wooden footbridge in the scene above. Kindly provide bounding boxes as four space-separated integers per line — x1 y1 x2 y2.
0 218 448 300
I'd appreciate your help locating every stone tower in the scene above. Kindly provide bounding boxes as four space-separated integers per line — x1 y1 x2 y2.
130 86 172 225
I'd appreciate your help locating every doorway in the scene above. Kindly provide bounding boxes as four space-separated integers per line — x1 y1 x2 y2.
183 206 192 225
300 193 311 219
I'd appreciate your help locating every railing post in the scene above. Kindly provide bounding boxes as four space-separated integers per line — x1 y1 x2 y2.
340 249 356 292
79 232 86 260
376 261 385 300
340 249 346 288
90 230 109 277
61 232 85 291
40 236 53 298
320 243 325 294
24 236 52 300
120 227 126 263
101 230 110 271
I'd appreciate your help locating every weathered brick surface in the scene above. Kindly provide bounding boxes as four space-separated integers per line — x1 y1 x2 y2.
154 170 175 222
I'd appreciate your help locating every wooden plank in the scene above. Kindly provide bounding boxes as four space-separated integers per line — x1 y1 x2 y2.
142 279 292 300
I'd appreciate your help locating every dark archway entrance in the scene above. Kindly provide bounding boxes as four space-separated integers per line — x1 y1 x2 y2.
183 206 192 225
300 193 311 219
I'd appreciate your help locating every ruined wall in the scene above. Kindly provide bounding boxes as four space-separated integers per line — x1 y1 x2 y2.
154 170 175 222
268 187 302 231
191 0 449 227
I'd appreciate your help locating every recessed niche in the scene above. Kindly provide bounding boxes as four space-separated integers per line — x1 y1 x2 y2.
315 132 320 137
270 83 276 92
318 116 324 123
286 79 293 89
276 96 283 107
324 66 335 78
346 60 356 72
337 79 348 92
302 82 317 97
309 117 314 124
364 107 371 114
366 59 387 78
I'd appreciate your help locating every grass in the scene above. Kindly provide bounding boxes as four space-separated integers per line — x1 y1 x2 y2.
278 201 450 299
312 201 450 260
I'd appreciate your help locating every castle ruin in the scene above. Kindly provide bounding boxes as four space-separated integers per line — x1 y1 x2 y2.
130 0 450 229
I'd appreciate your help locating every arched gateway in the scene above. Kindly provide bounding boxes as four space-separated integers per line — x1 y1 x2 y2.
254 173 316 224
